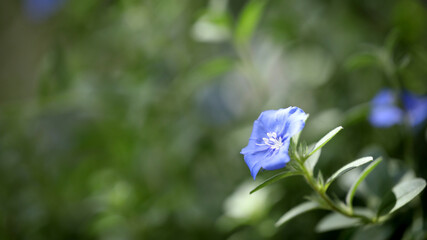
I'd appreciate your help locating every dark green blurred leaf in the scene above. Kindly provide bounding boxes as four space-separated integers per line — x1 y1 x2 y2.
350 224 393 240
397 54 411 70
180 57 234 95
345 53 378 70
275 201 320 227
401 213 424 240
191 57 234 80
342 103 370 126
384 29 399 53
393 0 427 43
234 0 266 44
315 212 360 232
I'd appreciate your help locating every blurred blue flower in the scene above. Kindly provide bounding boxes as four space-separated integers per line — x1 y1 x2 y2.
24 0 66 21
369 89 403 128
241 107 308 179
369 89 427 128
402 91 427 127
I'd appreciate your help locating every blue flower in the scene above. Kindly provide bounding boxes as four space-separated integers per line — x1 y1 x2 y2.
402 91 427 127
241 107 308 179
369 89 427 128
369 89 403 128
24 0 66 21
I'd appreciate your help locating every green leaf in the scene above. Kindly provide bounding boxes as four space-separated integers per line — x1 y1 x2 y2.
275 201 319 227
305 148 321 175
385 29 399 53
325 156 373 189
351 225 393 240
308 126 343 157
377 178 426 216
298 141 308 159
181 57 234 96
397 54 411 70
315 212 360 232
192 57 234 80
346 157 383 207
345 53 378 70
342 103 370 126
250 171 301 194
192 11 231 43
234 0 266 44
317 170 324 186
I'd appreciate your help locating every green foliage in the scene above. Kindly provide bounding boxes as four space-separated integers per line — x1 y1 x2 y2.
325 157 373 189
346 157 383 207
307 126 343 157
315 212 360 232
234 0 266 44
255 126 424 235
0 0 427 239
377 178 426 217
250 171 301 194
304 148 321 175
275 201 320 227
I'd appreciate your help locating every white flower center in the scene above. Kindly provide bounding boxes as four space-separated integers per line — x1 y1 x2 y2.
258 132 283 150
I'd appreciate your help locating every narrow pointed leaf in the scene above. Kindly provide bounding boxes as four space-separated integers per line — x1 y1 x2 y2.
325 156 373 188
308 126 343 157
250 171 301 194
275 201 319 227
291 131 301 146
346 157 383 207
377 178 426 216
316 212 361 232
351 224 393 240
317 170 324 186
234 0 266 44
305 148 321 174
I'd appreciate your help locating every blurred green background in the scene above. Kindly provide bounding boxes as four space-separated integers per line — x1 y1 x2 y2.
1 0 427 239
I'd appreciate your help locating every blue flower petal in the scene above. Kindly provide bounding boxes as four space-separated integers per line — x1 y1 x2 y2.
243 140 291 179
248 119 270 144
255 110 282 133
24 0 66 21
369 105 404 128
243 150 266 179
260 140 291 171
372 89 396 105
402 92 427 127
369 89 403 128
241 107 307 179
254 107 308 138
276 107 308 138
240 140 269 155
369 89 427 129
243 148 273 179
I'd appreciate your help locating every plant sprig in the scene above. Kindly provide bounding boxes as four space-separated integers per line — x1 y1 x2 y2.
250 126 426 231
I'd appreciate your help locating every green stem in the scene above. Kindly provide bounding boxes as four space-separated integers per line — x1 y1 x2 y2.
298 158 376 224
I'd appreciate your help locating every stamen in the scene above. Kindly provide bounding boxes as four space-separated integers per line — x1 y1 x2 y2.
257 132 283 150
